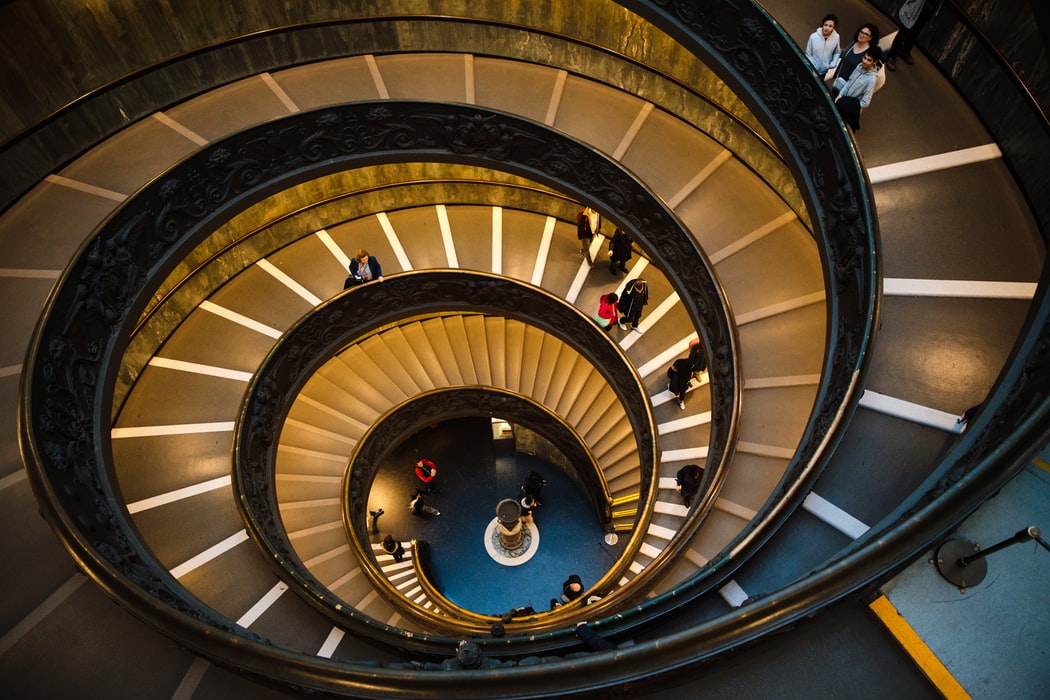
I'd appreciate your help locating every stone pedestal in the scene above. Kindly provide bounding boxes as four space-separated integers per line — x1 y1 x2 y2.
496 498 523 549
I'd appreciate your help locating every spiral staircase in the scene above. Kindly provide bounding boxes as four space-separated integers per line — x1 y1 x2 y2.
2 1 1048 698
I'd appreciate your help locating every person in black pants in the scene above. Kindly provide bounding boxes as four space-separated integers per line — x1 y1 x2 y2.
409 489 440 516
675 464 704 508
688 338 707 378
607 227 632 275
522 470 547 503
381 534 405 563
667 357 692 410
886 0 931 71
618 279 649 332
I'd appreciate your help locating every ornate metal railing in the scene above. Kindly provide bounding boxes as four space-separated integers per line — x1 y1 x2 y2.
20 94 746 690
16 1 893 696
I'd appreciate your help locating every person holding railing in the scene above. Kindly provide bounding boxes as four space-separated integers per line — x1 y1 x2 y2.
345 248 384 288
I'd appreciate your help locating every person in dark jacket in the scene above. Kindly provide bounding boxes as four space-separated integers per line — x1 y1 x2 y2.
522 470 547 503
409 489 440 516
381 534 405 563
667 357 693 410
576 621 616 651
551 574 584 608
345 248 384 288
607 227 632 275
688 338 707 377
675 463 704 508
618 279 649 331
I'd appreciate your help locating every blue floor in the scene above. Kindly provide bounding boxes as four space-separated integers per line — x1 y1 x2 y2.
881 459 1050 697
368 417 624 616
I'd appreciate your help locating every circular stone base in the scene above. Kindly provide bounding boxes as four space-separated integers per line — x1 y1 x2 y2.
484 517 540 566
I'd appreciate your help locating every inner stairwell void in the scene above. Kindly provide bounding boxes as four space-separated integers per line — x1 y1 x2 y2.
2 1 1048 698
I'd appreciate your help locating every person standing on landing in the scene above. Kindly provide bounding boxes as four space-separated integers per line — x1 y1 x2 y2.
522 470 547 504
806 14 841 76
551 574 585 608
415 458 437 491
618 279 649 332
835 47 883 131
409 489 440 517
830 23 880 96
885 0 930 72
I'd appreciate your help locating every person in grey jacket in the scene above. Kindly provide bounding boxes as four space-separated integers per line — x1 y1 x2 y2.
805 14 841 75
835 47 882 130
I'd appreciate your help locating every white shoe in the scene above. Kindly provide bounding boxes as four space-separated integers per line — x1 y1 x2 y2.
618 322 627 330
632 326 642 334
677 399 685 410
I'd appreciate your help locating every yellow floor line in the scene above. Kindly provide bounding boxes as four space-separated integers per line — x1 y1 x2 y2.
869 595 971 699
1033 456 1050 475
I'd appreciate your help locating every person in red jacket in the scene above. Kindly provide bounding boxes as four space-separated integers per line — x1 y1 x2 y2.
415 458 437 491
593 292 619 332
